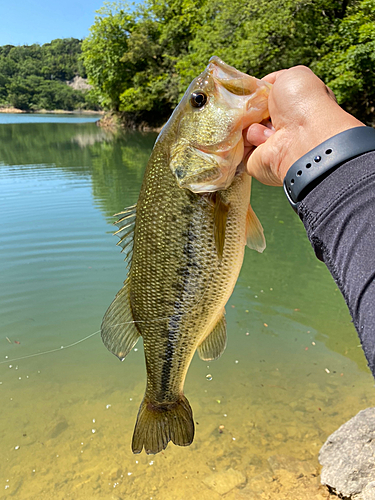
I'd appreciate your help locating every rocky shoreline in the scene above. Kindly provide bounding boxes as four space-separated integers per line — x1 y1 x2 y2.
97 112 164 132
0 107 162 131
0 107 103 115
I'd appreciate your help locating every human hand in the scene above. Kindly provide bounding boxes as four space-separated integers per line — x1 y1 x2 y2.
244 66 365 186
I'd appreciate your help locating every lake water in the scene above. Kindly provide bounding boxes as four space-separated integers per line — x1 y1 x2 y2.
0 114 374 499
0 113 101 124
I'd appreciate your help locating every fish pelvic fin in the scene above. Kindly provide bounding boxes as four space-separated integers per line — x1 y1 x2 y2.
197 312 227 361
101 279 140 361
246 204 266 253
132 395 194 455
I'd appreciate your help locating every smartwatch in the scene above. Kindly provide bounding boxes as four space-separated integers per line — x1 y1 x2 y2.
283 126 375 212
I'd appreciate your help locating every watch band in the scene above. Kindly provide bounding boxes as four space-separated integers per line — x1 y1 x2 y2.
283 126 375 212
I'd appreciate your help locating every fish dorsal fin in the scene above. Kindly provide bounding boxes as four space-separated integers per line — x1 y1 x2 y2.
197 312 227 361
101 279 140 361
213 193 230 260
246 204 266 253
114 203 137 269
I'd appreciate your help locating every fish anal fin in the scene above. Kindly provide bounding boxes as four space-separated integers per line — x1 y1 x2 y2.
246 204 266 253
101 279 140 360
214 193 230 260
197 312 227 361
132 395 194 455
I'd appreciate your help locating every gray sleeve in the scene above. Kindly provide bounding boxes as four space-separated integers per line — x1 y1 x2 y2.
297 151 375 375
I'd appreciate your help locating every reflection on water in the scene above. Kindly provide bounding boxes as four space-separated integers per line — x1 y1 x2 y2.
0 118 373 499
0 113 102 125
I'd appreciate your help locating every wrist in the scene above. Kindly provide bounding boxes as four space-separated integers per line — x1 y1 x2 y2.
278 109 364 184
283 126 375 211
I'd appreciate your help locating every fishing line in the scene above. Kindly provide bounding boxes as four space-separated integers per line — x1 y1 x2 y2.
0 268 216 366
1 69 251 367
0 330 100 365
0 288 217 366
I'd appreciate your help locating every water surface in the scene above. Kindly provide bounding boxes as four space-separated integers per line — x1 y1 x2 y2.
0 112 101 124
0 117 373 499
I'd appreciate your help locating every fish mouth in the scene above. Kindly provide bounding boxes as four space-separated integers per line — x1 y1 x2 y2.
207 56 271 122
208 56 268 97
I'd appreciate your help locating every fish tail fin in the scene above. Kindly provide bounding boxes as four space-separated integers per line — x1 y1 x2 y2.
131 395 195 455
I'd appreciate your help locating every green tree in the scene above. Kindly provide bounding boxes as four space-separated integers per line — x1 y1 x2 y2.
315 0 375 123
175 0 352 89
82 3 136 111
82 0 208 125
0 38 98 111
81 0 373 126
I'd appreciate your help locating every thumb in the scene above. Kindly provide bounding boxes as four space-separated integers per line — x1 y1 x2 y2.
246 137 283 187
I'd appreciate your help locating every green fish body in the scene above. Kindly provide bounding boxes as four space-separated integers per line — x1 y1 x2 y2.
101 57 270 455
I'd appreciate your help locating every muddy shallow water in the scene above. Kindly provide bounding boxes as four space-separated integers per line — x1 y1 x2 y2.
0 117 373 499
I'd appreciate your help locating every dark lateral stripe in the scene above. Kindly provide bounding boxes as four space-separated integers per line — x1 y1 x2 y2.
160 217 198 397
160 312 182 395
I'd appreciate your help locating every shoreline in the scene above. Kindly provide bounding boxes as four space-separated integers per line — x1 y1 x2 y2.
98 112 164 133
0 107 162 131
0 107 104 115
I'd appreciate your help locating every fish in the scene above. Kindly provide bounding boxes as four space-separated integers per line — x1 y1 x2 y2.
101 56 270 455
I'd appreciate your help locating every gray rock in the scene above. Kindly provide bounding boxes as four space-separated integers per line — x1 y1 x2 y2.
319 407 375 499
66 76 92 91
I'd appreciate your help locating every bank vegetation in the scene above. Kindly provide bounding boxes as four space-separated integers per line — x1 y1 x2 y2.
81 0 375 128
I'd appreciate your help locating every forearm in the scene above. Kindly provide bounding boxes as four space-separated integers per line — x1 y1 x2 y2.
298 151 375 374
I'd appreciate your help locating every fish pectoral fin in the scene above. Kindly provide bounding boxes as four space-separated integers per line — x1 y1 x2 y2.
132 396 194 455
246 204 266 253
214 193 230 260
101 279 140 361
197 312 227 361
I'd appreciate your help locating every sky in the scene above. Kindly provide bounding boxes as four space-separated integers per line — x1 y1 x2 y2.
0 0 139 46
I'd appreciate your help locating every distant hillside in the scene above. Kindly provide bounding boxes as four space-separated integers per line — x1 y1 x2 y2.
0 38 99 111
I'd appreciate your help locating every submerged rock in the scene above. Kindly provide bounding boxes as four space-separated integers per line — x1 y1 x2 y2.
46 418 69 439
224 456 326 500
203 467 246 495
268 454 316 477
319 407 375 499
238 470 273 497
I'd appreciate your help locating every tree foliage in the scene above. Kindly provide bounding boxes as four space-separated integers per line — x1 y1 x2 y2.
0 38 98 111
81 4 135 112
314 0 375 122
81 0 373 126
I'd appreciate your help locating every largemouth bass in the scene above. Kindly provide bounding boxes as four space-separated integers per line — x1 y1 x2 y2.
101 56 270 455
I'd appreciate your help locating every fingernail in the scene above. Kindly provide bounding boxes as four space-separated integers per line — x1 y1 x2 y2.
264 128 274 138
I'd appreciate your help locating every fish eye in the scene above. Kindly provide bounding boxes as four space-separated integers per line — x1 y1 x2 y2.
190 91 208 109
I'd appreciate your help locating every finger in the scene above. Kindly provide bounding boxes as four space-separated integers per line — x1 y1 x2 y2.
246 123 275 147
261 68 288 84
261 65 312 85
325 85 337 103
243 147 254 167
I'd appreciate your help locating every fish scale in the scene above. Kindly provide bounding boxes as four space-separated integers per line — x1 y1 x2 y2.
101 56 270 455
